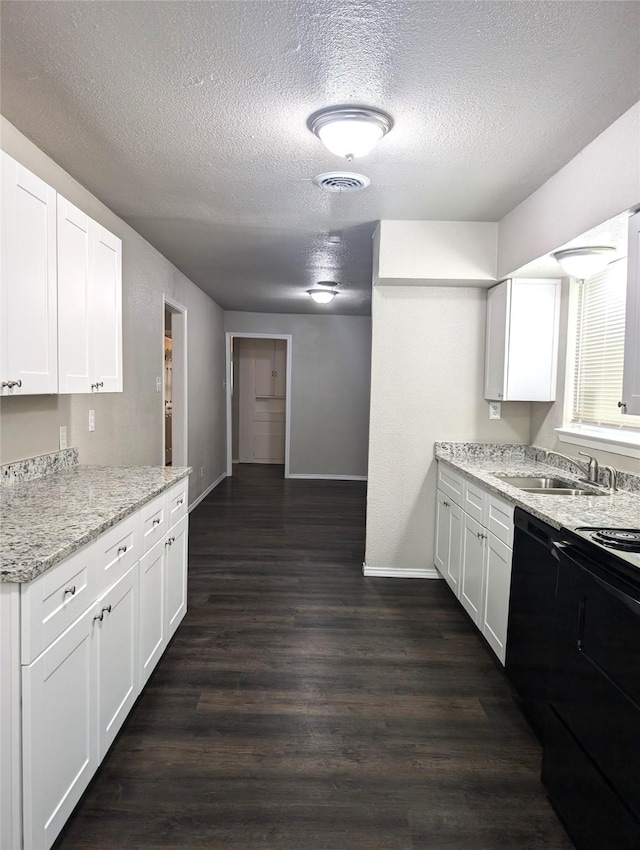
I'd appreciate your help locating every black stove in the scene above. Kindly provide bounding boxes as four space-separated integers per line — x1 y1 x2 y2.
568 526 640 580
592 528 640 552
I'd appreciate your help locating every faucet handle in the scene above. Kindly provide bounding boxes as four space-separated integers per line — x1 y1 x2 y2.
578 451 599 481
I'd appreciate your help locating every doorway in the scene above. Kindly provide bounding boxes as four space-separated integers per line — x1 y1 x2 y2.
163 297 187 468
225 333 292 478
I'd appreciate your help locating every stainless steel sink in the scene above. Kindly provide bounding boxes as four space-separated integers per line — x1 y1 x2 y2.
494 474 606 496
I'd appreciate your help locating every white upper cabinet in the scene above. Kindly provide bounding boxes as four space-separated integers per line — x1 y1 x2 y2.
57 197 92 393
622 210 640 416
1 152 58 395
58 200 122 394
484 278 561 401
90 223 122 393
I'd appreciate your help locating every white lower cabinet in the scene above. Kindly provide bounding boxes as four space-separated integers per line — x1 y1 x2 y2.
17 478 189 850
434 463 514 664
22 604 98 850
166 515 188 641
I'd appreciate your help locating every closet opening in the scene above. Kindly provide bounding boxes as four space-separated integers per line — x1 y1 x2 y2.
163 297 187 469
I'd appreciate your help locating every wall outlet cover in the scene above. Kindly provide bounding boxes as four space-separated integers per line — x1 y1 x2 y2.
156 376 162 392
200 466 205 479
59 425 68 450
89 409 96 432
489 402 502 420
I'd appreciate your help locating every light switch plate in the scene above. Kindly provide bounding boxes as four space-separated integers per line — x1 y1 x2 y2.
88 409 96 432
156 376 162 393
59 425 67 449
489 402 502 420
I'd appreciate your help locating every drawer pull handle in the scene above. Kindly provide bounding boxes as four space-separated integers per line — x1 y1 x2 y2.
118 545 128 556
101 604 112 616
93 611 104 623
2 379 22 389
177 498 184 506
152 518 161 526
443 500 450 507
63 586 76 596
166 536 175 547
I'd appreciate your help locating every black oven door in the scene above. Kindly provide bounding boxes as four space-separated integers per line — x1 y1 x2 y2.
544 540 640 845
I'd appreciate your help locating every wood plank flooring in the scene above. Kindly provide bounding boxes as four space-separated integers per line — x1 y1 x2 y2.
54 466 572 849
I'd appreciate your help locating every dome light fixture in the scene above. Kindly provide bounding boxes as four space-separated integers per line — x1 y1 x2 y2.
307 283 339 304
308 106 393 161
552 246 616 279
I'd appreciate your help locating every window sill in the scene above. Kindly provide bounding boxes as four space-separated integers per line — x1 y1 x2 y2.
555 425 640 459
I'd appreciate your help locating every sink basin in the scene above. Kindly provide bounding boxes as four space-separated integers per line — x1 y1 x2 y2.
494 474 605 496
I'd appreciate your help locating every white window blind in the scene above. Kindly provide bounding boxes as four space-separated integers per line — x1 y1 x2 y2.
572 259 640 430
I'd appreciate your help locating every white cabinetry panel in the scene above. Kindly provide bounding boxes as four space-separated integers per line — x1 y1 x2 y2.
461 513 485 625
166 515 188 641
139 540 166 688
1 152 57 395
622 210 640 416
90 223 122 392
482 534 513 664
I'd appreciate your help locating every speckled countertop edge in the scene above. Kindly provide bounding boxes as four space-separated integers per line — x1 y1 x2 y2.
434 443 640 531
1 465 191 583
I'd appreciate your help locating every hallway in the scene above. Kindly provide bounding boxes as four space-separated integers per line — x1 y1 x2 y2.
54 470 571 849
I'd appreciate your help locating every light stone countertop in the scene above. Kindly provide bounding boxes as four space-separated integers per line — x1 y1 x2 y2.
1 465 190 583
435 443 640 531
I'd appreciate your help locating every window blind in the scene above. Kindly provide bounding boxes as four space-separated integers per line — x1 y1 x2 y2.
572 259 640 430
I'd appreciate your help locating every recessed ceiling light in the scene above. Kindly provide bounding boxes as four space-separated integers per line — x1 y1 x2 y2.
552 246 616 279
308 106 393 160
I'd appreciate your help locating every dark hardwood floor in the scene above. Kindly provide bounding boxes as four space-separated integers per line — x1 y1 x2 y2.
54 466 572 849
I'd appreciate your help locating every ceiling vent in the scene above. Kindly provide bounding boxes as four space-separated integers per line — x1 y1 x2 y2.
313 172 370 192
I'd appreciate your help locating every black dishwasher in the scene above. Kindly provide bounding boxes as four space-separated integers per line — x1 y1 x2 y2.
505 507 561 740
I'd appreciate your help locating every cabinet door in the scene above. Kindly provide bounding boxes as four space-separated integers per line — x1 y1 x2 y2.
57 197 92 393
22 605 98 850
483 280 509 400
139 540 166 687
165 516 188 641
252 338 275 397
434 492 462 598
1 152 57 395
90 222 122 392
273 339 287 397
482 535 513 665
461 514 485 625
96 565 139 759
622 210 640 415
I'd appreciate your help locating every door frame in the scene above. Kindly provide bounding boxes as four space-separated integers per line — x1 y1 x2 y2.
163 297 188 469
225 332 292 478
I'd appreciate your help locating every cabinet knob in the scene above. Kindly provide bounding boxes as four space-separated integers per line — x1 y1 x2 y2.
117 545 128 556
152 518 161 527
93 611 104 623
63 585 76 596
443 500 451 507
101 604 112 615
177 498 184 506
618 400 627 412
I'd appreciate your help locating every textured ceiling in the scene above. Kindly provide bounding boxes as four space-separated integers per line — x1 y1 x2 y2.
1 1 639 316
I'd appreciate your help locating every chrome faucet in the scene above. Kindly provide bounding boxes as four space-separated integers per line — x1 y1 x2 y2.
545 449 599 481
601 465 618 492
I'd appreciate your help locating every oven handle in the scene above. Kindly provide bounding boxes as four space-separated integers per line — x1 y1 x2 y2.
553 541 640 617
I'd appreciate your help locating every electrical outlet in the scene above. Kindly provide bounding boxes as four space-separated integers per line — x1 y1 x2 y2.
88 409 96 432
156 376 162 393
200 466 205 479
59 425 67 449
489 402 502 420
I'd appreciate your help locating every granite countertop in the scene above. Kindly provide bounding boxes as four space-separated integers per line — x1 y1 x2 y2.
435 443 640 531
1 465 190 583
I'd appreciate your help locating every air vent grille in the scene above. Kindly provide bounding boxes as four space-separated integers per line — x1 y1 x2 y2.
313 172 370 192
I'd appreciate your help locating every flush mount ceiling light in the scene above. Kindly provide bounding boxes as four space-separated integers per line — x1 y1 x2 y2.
552 246 616 279
307 283 339 304
308 106 393 160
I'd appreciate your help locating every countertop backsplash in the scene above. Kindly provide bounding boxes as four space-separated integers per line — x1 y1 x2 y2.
0 447 79 486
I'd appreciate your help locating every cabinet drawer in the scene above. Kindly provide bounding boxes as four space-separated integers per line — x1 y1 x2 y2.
166 479 188 527
462 479 487 524
21 541 97 664
486 494 514 547
97 513 138 595
140 493 167 554
437 464 464 507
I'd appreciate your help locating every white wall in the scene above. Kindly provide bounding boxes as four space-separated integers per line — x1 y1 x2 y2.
365 286 531 575
0 117 227 506
375 220 498 286
224 312 371 477
498 101 640 278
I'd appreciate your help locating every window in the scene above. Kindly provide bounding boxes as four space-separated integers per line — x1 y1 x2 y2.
570 259 640 431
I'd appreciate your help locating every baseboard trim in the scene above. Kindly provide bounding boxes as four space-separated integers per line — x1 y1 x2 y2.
287 473 367 481
362 565 442 579
189 472 226 512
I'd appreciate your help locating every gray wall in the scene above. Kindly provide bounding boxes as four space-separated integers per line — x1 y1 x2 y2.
0 117 227 506
225 312 372 477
